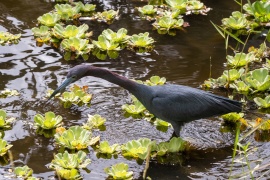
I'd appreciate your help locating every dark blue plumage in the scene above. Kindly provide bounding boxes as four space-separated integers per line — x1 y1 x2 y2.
49 64 242 136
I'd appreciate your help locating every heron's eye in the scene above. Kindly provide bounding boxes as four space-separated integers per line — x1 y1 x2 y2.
71 75 77 79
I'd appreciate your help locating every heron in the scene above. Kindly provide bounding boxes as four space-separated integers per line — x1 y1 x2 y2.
49 64 242 136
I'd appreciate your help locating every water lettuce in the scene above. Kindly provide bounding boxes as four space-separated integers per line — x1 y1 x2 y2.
242 68 270 92
254 95 270 109
54 126 100 150
14 165 33 179
83 114 106 130
37 13 60 27
121 138 154 159
0 109 15 129
34 111 63 129
97 141 120 154
0 139 12 157
50 150 91 169
104 162 133 180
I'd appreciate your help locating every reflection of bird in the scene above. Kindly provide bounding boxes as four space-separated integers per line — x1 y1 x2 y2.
49 64 242 136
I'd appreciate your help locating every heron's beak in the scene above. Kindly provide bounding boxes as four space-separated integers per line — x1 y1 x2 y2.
48 77 73 100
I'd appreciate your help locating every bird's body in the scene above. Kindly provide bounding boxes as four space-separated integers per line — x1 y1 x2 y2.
50 65 242 136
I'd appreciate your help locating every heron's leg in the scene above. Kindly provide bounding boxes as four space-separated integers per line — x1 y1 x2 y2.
171 122 181 137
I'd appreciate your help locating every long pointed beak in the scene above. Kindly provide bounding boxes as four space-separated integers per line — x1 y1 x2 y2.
48 77 73 100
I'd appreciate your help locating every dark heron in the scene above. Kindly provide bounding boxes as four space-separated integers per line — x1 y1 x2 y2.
49 64 242 136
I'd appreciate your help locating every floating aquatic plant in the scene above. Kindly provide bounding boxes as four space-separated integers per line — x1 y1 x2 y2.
242 68 270 92
230 81 250 93
226 52 255 68
222 11 249 30
31 26 51 43
55 168 81 180
0 139 12 156
127 32 154 53
0 109 15 129
101 28 129 45
83 114 106 130
54 84 92 108
144 76 166 86
55 4 81 20
222 68 245 82
53 24 91 40
92 35 121 60
14 165 33 179
138 5 157 15
54 126 100 150
254 95 270 109
95 10 119 24
104 162 133 180
37 13 61 27
92 28 129 60
165 0 187 13
153 119 171 132
50 150 91 170
244 1 270 23
75 2 96 13
61 37 94 60
0 89 19 98
153 137 186 156
97 141 120 154
186 0 204 11
0 31 21 45
153 16 184 35
122 99 146 115
221 112 245 123
121 138 154 160
34 111 63 129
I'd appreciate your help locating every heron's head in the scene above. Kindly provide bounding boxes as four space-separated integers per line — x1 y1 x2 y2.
48 65 90 100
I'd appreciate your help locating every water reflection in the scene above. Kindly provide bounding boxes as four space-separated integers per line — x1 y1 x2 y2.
0 0 270 179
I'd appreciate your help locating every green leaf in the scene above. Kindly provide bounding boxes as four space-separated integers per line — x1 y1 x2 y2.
50 150 91 170
105 163 133 180
14 165 33 178
54 126 100 150
37 13 60 27
254 95 270 109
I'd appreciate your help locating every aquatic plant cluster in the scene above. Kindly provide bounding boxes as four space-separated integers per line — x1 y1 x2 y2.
221 1 270 37
202 0 270 168
138 0 211 35
0 32 21 45
31 2 155 60
200 4 270 141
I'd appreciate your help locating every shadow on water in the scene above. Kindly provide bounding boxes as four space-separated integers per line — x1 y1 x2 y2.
0 0 270 179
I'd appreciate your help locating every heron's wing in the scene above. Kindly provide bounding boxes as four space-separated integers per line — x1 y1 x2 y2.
150 85 241 123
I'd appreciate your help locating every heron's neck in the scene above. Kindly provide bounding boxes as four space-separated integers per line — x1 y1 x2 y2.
86 66 141 94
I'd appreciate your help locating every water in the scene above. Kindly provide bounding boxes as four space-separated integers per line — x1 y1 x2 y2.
0 0 270 179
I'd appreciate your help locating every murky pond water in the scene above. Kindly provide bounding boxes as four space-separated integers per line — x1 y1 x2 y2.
1 0 270 179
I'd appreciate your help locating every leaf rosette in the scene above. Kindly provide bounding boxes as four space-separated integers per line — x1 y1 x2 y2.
104 163 133 180
121 138 154 159
50 150 91 169
0 139 12 156
37 13 60 27
34 111 63 129
54 126 100 150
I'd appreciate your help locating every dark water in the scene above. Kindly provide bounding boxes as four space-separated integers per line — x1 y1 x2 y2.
0 0 270 179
